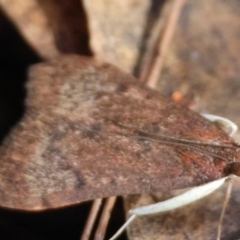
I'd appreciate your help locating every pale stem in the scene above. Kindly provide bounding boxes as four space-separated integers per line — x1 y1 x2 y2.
217 180 233 240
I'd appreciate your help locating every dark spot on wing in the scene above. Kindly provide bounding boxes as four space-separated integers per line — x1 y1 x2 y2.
100 62 111 69
42 143 68 162
73 171 85 189
0 189 8 203
67 121 82 132
82 123 102 139
50 131 65 142
115 83 128 93
110 179 117 186
41 195 52 208
94 91 106 100
145 93 153 99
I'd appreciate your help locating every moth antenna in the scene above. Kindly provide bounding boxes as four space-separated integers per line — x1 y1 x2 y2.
129 176 233 216
82 123 238 163
127 135 235 163
115 121 240 149
201 114 238 137
137 131 239 149
108 214 136 240
109 176 234 239
217 179 233 240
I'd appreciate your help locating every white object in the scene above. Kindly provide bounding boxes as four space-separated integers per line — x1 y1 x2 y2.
129 176 231 216
109 176 233 240
201 113 238 137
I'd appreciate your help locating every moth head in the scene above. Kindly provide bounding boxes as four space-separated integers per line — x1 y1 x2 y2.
224 162 240 177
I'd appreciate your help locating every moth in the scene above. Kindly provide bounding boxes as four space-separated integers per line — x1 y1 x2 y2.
0 55 239 214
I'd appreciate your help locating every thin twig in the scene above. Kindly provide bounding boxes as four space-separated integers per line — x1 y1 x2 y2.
146 0 186 89
81 198 103 240
216 180 233 240
93 196 117 240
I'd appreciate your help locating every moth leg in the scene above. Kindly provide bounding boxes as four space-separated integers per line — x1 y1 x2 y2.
109 175 234 240
129 175 233 216
201 114 238 137
109 215 136 240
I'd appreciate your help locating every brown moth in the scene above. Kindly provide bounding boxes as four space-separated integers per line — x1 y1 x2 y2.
0 55 239 210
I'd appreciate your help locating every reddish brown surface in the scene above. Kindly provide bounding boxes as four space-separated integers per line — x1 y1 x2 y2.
0 55 238 210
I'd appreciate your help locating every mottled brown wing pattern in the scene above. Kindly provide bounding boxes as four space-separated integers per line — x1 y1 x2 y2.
0 55 238 210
